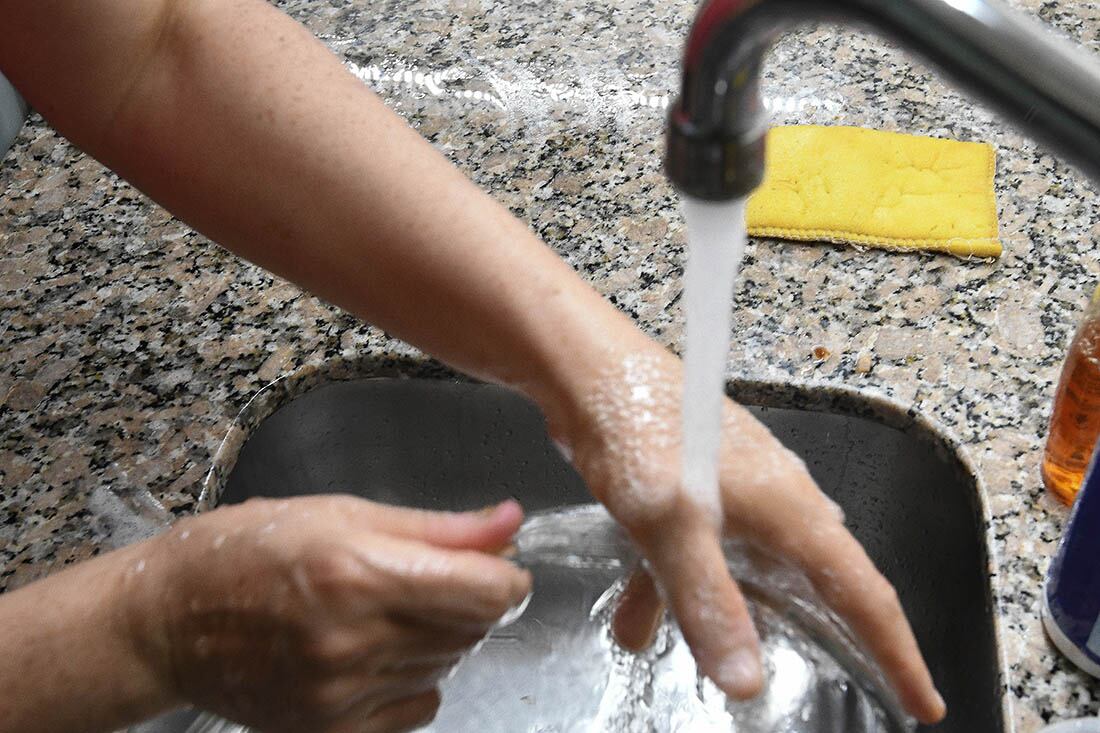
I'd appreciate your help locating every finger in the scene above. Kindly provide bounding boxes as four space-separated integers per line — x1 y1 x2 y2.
313 666 446 722
371 621 486 671
349 534 532 626
784 520 945 724
714 416 944 723
351 499 525 552
611 567 665 651
644 520 763 699
301 619 483 673
327 689 442 733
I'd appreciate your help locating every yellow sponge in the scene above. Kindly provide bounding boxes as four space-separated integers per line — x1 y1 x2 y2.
746 125 1001 257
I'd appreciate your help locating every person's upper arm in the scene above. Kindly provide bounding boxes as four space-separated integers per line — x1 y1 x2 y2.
0 0 177 147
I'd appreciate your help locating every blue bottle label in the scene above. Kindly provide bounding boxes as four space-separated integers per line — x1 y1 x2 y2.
1088 617 1100 658
1045 442 1100 675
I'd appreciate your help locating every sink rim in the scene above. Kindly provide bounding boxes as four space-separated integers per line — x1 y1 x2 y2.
200 355 992 513
196 354 1008 730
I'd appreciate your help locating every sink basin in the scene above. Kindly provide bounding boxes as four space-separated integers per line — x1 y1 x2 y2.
138 377 1004 732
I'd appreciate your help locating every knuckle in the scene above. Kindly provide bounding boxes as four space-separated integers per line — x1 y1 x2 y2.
471 572 518 618
614 489 691 539
405 689 443 729
482 587 511 615
297 544 366 601
750 515 790 549
301 631 363 671
433 630 485 658
866 575 901 613
328 494 364 516
421 688 443 716
302 678 357 717
781 447 810 475
323 720 361 733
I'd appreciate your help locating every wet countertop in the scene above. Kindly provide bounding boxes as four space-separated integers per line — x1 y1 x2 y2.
2 0 1099 729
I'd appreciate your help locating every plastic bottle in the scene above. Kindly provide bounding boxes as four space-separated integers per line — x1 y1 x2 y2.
1043 286 1100 505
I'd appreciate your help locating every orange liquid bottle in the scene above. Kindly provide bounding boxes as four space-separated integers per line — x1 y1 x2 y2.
1043 287 1100 505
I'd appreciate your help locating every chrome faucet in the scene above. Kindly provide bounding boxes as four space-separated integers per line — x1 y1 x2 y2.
666 0 1100 200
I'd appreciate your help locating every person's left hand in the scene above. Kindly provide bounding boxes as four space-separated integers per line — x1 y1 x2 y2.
126 495 531 733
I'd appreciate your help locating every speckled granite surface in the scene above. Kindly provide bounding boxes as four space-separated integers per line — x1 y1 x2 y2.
2 0 1100 729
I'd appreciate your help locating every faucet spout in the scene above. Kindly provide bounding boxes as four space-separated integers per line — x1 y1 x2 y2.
666 0 1100 200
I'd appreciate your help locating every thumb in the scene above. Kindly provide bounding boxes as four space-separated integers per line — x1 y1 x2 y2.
645 521 764 700
365 499 525 552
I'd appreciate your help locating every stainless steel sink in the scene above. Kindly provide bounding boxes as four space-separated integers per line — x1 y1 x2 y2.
140 377 1004 732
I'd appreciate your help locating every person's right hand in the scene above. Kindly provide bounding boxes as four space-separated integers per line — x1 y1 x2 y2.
126 496 531 733
550 343 946 725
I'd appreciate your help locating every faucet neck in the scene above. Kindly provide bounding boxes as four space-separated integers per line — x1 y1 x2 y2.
667 0 1100 200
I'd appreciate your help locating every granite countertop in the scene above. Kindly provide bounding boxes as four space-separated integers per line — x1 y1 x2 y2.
2 0 1099 729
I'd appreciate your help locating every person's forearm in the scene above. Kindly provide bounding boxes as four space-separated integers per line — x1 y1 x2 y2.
0 0 646 428
0 542 174 733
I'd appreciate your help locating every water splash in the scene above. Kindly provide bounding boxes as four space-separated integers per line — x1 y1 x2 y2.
680 197 750 520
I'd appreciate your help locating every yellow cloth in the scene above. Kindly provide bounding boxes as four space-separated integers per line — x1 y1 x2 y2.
746 125 1001 257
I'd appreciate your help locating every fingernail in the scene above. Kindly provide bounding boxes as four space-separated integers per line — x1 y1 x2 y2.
933 690 946 716
512 568 533 603
475 500 509 517
716 648 763 699
497 571 533 628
